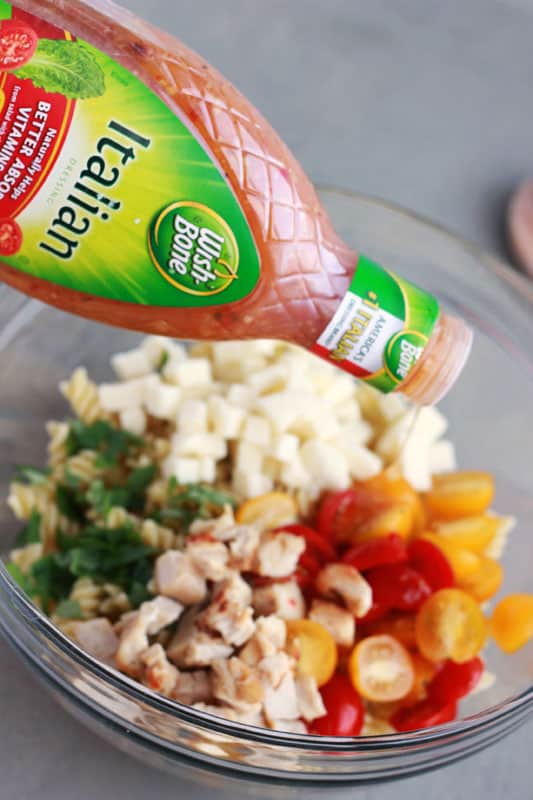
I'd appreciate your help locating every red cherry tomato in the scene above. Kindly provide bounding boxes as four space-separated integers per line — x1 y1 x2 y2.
342 533 408 572
358 599 390 624
427 657 484 705
0 22 38 70
309 673 364 737
315 489 358 539
364 563 432 613
299 549 322 578
391 699 457 732
408 539 455 592
277 524 337 562
0 218 23 255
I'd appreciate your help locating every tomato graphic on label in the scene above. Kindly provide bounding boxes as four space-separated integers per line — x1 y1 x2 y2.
0 22 38 70
0 218 23 255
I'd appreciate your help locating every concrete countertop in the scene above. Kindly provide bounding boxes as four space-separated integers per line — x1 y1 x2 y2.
1 1 532 798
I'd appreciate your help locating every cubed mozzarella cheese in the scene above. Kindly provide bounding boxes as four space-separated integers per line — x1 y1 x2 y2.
429 439 457 474
225 384 255 409
233 471 273 498
166 358 212 388
271 433 299 463
177 399 208 434
300 439 350 490
247 365 288 394
99 377 147 411
144 377 181 420
208 396 245 439
119 407 147 436
242 415 271 448
199 457 217 483
111 348 153 380
163 456 201 484
234 441 264 474
172 433 227 460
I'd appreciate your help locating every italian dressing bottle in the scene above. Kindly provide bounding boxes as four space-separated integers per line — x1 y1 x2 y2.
0 0 472 403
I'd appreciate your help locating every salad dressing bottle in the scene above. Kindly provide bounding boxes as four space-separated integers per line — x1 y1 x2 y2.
0 0 471 404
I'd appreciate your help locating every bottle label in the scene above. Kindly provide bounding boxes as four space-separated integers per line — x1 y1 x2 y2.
312 255 440 392
0 3 260 306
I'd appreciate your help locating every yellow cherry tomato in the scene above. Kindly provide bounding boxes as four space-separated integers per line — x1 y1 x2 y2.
236 491 297 531
425 472 494 521
348 634 415 702
490 594 533 653
361 613 418 651
286 619 337 687
432 515 499 553
459 555 503 602
419 532 480 582
415 588 487 664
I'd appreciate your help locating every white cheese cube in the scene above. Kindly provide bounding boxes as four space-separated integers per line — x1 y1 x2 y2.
247 365 288 394
119 407 147 436
225 384 255 409
233 471 273 498
144 377 181 420
172 433 227 460
300 440 351 490
262 457 281 481
377 393 408 423
111 348 153 380
321 374 358 407
375 412 414 461
255 392 311 434
429 439 456 474
399 436 432 491
177 399 208 434
345 446 382 480
411 406 448 443
99 377 147 412
211 341 246 365
165 358 212 388
142 337 186 368
208 396 245 439
234 441 264 474
280 456 313 490
163 456 201 484
242 414 271 448
271 433 299 463
199 457 217 483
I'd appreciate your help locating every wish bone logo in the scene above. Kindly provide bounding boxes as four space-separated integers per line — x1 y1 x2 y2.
148 201 240 297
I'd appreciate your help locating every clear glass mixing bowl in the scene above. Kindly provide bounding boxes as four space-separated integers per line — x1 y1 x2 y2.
0 188 532 789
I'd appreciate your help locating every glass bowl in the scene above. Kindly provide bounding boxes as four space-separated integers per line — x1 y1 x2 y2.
1 188 532 790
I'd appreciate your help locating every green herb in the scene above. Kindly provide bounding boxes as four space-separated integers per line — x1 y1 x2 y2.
15 509 42 547
66 419 142 467
14 466 51 485
15 39 105 100
55 599 83 620
56 483 87 523
6 562 34 595
128 580 152 608
31 554 75 613
154 482 236 531
157 350 169 373
86 464 156 517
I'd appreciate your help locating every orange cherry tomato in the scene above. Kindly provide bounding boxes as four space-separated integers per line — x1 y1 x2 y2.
490 594 533 653
424 472 494 521
348 634 415 702
431 515 499 553
418 532 480 583
415 588 487 664
458 555 503 603
236 492 297 531
359 613 418 651
286 619 337 687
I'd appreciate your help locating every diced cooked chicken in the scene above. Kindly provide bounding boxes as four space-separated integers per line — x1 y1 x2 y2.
252 580 305 620
173 670 212 706
155 550 207 605
295 674 327 722
268 719 308 734
308 599 355 648
256 532 306 578
315 563 372 618
70 618 118 664
257 651 294 688
211 657 264 712
167 609 233 667
239 615 287 666
187 538 229 582
189 505 236 539
140 644 179 696
198 572 255 647
262 671 300 723
228 526 261 571
116 597 183 676
192 703 238 722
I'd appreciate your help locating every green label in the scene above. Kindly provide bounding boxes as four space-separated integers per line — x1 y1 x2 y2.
0 5 260 307
312 255 440 392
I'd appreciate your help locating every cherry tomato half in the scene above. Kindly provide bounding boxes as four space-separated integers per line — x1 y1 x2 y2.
427 657 484 705
348 634 415 702
415 588 487 664
342 533 408 572
309 673 364 737
0 217 22 256
315 489 358 539
408 539 454 592
277 524 337 562
391 699 457 732
0 22 38 70
364 563 432 613
286 619 338 687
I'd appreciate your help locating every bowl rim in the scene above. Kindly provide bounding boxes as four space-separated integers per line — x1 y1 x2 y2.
1 186 532 757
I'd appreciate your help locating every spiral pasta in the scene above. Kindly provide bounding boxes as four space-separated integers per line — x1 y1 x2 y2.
62 449 103 485
69 577 103 620
60 367 103 424
140 518 176 551
10 543 44 574
46 421 70 469
105 506 137 529
99 583 132 618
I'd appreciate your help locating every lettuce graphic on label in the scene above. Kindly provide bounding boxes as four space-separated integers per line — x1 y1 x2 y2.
15 38 105 99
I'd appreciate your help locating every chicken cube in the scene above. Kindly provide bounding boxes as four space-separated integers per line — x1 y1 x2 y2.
198 573 255 647
256 532 306 579
295 674 327 722
140 644 179 696
228 526 261 572
155 551 207 605
187 539 229 582
239 616 287 666
308 599 355 648
252 580 305 622
70 618 118 664
257 652 293 689
116 597 183 676
167 611 233 668
316 564 372 618
211 657 264 712
173 670 212 706
262 672 300 723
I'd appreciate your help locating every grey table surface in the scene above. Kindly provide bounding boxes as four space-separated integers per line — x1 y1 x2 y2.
1 0 532 798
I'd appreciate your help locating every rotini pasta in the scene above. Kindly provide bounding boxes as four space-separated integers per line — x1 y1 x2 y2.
46 421 70 469
99 583 132 619
140 519 176 551
62 449 103 485
69 577 103 620
10 543 44 574
60 367 103 424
